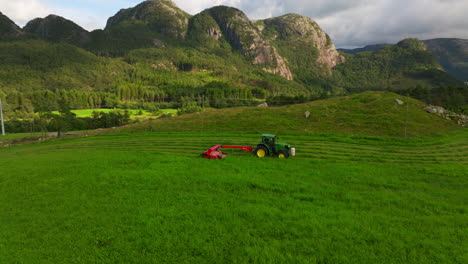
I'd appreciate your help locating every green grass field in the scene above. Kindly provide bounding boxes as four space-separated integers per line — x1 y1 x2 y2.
51 108 178 118
0 130 467 263
51 109 150 117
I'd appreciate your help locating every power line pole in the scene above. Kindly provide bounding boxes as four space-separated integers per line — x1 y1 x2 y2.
404 97 409 138
202 94 205 109
0 98 5 136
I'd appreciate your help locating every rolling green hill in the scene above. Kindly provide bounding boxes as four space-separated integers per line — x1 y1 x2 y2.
109 92 460 138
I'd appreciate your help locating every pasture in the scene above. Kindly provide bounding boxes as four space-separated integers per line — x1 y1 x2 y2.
0 131 466 263
51 108 177 118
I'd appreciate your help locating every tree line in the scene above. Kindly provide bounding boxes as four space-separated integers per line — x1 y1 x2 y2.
4 105 131 134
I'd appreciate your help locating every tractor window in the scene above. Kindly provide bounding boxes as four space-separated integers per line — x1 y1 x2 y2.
264 137 275 146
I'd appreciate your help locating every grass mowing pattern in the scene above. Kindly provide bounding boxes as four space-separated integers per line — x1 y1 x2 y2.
0 130 467 263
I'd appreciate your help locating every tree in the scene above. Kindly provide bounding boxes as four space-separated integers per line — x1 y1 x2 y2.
48 101 77 136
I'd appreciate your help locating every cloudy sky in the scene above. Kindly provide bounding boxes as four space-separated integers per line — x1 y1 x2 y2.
1 0 467 48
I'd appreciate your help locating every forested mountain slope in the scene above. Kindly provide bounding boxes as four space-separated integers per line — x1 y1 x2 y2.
0 0 465 117
340 38 468 82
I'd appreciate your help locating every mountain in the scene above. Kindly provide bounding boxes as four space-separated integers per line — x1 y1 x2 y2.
338 44 390 54
0 1 465 117
193 7 293 80
24 15 91 47
423 38 468 82
86 0 191 56
334 39 462 91
260 13 344 84
339 39 468 82
106 0 190 40
0 11 23 40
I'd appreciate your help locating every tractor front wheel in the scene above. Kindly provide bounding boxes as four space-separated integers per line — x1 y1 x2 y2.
254 146 268 158
277 150 289 159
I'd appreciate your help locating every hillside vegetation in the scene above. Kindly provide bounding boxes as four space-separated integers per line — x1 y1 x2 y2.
334 39 461 91
424 38 468 82
340 38 468 82
113 92 460 138
0 1 466 119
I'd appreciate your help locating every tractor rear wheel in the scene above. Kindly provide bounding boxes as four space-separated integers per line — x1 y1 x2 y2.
254 146 268 158
277 150 289 159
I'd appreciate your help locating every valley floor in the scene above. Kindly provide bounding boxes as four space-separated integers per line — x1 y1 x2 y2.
0 131 467 263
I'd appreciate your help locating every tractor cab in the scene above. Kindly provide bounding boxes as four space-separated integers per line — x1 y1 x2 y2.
262 134 276 148
254 134 295 158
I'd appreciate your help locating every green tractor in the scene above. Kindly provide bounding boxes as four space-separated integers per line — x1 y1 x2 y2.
253 134 295 159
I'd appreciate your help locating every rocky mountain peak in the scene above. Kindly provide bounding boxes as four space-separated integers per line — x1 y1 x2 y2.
205 6 293 80
0 11 23 40
105 0 191 39
263 13 344 70
23 15 91 46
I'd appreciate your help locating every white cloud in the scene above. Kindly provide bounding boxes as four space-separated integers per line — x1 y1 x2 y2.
174 0 468 47
1 0 467 47
314 0 468 47
0 0 51 25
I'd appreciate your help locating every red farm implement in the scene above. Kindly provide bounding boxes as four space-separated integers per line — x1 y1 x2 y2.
201 134 296 160
202 145 253 159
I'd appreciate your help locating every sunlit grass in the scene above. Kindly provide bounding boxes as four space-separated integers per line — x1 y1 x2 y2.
0 130 466 263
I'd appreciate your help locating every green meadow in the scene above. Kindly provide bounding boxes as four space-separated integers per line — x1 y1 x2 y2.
49 108 178 119
0 130 467 263
51 109 153 118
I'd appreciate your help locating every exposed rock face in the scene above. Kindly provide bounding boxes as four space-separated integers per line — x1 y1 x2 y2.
206 6 293 80
152 38 166 48
24 15 91 46
188 12 223 42
207 27 222 40
263 14 344 70
425 105 467 126
6 1 344 81
0 12 23 40
106 0 191 40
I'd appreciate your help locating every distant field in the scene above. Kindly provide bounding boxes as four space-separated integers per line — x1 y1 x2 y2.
51 108 177 118
0 130 467 263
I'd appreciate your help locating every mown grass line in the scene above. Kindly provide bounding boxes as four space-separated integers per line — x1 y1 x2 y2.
50 144 468 163
0 130 467 263
4 131 466 165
